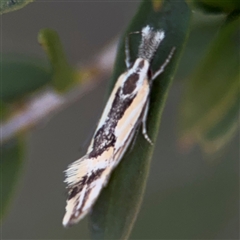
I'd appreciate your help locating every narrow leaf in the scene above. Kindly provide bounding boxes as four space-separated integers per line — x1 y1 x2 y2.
202 88 240 153
90 0 191 239
0 100 9 120
0 138 25 221
179 15 240 154
193 0 240 13
0 55 51 103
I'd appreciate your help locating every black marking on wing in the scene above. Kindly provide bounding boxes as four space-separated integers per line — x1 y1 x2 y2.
68 186 79 200
122 59 145 95
89 127 116 158
68 175 87 200
79 188 91 213
87 168 105 185
68 168 104 200
109 88 134 121
89 88 135 158
122 73 139 95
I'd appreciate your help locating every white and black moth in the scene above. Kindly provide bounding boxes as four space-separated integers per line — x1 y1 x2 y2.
63 25 175 227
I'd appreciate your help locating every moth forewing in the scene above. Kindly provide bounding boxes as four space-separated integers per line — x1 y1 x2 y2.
63 147 115 227
115 77 150 147
86 72 127 153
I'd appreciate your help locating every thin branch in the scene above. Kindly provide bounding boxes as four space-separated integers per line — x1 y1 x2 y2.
0 40 118 143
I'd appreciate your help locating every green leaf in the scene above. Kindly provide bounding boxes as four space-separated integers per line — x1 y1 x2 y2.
193 0 240 14
176 12 225 79
0 0 34 15
0 100 9 120
179 15 240 153
0 138 25 221
0 55 51 103
90 0 191 239
201 88 240 153
38 29 79 92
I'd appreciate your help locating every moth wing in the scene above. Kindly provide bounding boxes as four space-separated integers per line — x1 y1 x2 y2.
63 150 114 227
87 72 127 153
63 167 112 227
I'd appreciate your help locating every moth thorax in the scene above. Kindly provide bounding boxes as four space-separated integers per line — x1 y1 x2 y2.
138 27 164 62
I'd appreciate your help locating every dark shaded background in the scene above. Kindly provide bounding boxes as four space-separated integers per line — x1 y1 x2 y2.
1 1 239 239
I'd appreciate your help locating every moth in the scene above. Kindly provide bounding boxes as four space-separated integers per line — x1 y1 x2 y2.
63 25 175 227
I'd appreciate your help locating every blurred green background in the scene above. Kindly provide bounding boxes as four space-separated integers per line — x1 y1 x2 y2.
1 0 239 239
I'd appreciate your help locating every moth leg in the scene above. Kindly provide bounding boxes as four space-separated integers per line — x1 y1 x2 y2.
142 100 153 145
152 47 176 81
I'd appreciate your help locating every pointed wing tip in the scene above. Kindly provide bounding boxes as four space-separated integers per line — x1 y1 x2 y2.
62 203 88 227
62 211 72 227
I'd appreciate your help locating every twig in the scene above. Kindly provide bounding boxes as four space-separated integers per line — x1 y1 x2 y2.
0 40 118 143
